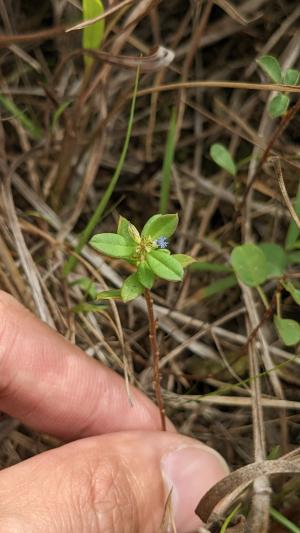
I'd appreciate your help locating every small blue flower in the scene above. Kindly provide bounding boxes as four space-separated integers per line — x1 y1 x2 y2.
155 236 169 249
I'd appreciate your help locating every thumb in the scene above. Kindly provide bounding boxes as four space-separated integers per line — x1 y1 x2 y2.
0 431 228 532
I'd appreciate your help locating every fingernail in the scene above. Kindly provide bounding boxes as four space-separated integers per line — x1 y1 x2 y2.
161 446 229 532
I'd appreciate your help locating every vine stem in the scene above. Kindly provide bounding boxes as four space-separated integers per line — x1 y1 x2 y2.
144 288 166 431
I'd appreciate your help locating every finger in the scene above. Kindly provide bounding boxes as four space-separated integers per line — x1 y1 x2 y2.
0 290 170 439
0 431 229 532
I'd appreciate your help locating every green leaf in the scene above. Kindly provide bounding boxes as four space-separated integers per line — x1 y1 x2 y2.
146 250 183 281
257 55 282 83
199 275 237 300
274 315 300 346
259 243 288 277
70 276 98 299
127 222 141 243
283 69 299 85
267 445 281 461
82 0 105 71
121 273 144 302
173 254 195 267
268 94 290 118
231 244 269 287
281 281 300 305
72 302 107 313
287 251 300 264
141 214 178 239
89 233 135 258
117 216 135 242
96 289 122 300
190 261 232 273
210 144 236 176
137 262 155 289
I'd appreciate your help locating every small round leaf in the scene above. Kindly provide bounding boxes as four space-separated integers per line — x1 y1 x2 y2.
268 94 290 118
231 244 269 287
141 214 178 239
259 243 288 277
283 69 299 86
274 316 300 346
257 55 282 83
210 144 236 176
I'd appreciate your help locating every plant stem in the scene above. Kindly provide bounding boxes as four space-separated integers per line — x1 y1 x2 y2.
257 285 269 310
144 288 166 431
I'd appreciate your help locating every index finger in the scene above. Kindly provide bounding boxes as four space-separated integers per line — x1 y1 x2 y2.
0 291 167 439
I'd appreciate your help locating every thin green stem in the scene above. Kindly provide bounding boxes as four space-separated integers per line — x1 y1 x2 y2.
64 66 140 275
160 107 177 215
257 285 269 310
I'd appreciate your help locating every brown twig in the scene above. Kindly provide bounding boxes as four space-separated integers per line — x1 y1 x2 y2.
144 288 166 431
241 99 300 208
272 156 300 231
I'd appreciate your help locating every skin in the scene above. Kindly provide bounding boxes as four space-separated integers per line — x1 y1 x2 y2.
0 291 228 532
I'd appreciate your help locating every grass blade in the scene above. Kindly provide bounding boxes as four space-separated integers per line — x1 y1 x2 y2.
200 274 237 299
64 66 140 275
0 95 42 140
82 0 105 72
159 107 177 214
220 503 242 533
270 507 300 533
190 261 232 273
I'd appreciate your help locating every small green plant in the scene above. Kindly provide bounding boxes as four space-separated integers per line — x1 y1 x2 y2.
257 55 300 118
230 242 300 346
89 213 193 429
209 140 300 347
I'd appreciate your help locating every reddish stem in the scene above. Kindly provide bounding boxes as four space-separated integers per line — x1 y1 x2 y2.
144 288 166 431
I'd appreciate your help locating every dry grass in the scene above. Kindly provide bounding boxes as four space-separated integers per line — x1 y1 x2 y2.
1 0 300 530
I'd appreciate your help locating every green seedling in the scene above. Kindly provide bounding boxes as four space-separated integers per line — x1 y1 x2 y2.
209 139 300 347
89 213 194 429
257 55 300 118
230 242 300 347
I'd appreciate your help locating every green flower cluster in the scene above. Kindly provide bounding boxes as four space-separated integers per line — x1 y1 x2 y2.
89 214 194 302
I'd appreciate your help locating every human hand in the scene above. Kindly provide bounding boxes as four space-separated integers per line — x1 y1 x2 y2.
0 291 228 532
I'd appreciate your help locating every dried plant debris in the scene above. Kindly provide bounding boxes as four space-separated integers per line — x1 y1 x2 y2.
0 0 300 530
